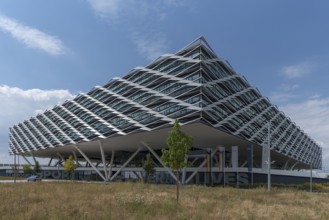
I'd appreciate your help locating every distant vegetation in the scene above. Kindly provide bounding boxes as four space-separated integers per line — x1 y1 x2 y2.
64 155 78 180
0 181 329 219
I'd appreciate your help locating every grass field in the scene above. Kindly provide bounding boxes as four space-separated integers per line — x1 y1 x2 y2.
1 181 329 220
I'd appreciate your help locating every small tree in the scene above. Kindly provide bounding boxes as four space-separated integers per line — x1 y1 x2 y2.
64 155 78 180
23 164 32 175
161 119 193 201
34 161 41 174
143 153 155 183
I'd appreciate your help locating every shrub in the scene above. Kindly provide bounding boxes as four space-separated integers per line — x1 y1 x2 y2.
299 183 325 192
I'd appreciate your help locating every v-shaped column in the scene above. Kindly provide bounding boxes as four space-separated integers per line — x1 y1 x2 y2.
73 145 106 181
185 148 218 184
142 142 177 182
109 147 142 181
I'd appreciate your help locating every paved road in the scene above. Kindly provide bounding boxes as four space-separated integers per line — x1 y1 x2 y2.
0 179 54 183
0 179 105 184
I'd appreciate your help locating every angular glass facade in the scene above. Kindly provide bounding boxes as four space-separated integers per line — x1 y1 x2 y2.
8 37 322 169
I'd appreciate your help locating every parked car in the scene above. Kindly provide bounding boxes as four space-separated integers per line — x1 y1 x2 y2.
27 175 42 182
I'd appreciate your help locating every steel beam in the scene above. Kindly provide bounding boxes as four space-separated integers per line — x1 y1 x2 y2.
110 147 142 181
74 145 106 181
290 162 299 170
106 150 115 181
56 153 65 162
54 159 63 167
142 142 177 182
283 158 291 170
30 152 37 164
21 155 32 166
185 148 218 184
72 151 80 167
48 157 53 167
99 141 108 180
181 155 189 184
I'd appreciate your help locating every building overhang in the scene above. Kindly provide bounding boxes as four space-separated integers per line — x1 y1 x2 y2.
19 121 309 169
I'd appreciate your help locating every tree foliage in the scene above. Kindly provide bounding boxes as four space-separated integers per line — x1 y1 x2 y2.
23 164 32 174
64 155 78 179
143 153 155 183
34 161 41 174
161 119 193 201
162 119 193 170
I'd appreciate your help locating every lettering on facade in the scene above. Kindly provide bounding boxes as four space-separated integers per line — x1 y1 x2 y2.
128 171 250 185
5 169 250 185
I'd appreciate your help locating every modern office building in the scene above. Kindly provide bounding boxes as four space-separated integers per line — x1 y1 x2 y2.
8 37 323 184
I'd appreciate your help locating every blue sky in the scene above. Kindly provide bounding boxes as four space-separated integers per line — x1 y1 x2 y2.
0 0 329 170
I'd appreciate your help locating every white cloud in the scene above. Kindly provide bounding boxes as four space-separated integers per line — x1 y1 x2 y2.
87 0 146 21
280 83 300 91
87 0 190 61
131 32 169 62
87 0 121 19
310 94 320 99
0 14 66 55
0 85 74 133
270 84 300 103
88 0 188 21
270 92 297 103
0 85 75 163
280 98 329 169
162 0 188 6
281 62 315 79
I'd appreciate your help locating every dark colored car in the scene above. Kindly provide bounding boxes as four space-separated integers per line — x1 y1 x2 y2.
27 175 42 182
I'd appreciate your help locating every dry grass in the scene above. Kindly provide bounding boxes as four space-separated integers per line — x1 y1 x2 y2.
0 181 328 220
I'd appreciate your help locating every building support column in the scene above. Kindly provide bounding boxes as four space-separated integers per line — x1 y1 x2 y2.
231 146 239 169
72 151 81 167
290 162 299 170
110 147 142 181
218 146 226 187
181 155 189 185
142 142 177 182
21 155 32 166
29 152 37 164
55 158 65 166
185 158 206 184
185 148 218 184
14 154 16 183
48 157 53 166
56 153 65 163
284 159 291 170
54 159 63 167
191 158 198 166
106 150 115 181
73 145 106 181
98 141 108 180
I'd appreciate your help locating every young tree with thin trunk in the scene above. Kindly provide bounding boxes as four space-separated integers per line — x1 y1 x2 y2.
34 161 41 174
161 119 193 201
143 153 155 183
64 155 78 180
23 164 32 175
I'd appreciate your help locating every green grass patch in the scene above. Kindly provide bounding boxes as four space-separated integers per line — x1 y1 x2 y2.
0 181 328 219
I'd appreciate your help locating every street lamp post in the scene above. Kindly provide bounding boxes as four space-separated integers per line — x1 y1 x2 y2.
267 122 271 193
310 163 313 192
14 154 16 183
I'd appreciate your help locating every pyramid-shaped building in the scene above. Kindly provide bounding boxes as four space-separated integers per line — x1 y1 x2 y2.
8 37 322 181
